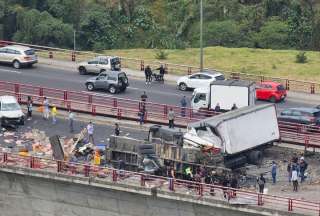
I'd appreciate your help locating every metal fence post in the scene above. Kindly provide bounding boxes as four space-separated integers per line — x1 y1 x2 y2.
258 194 263 206
39 87 44 97
140 60 144 71
288 199 293 211
49 51 53 59
57 161 62 172
169 178 174 191
3 152 7 163
117 108 121 120
112 170 117 182
88 95 93 104
63 91 68 102
140 174 145 187
30 156 34 168
113 98 118 107
84 164 90 177
286 79 290 90
71 52 76 62
188 67 192 75
311 83 315 94
198 183 203 196
92 105 96 116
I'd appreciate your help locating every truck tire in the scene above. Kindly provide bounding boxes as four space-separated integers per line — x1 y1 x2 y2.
79 66 87 75
86 83 94 91
269 96 276 103
179 83 188 91
13 60 21 69
108 85 117 94
247 150 262 165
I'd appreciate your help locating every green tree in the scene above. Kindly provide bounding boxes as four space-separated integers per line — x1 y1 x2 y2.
254 17 289 49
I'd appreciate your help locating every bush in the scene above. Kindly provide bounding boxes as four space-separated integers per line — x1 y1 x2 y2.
155 49 169 60
296 52 307 63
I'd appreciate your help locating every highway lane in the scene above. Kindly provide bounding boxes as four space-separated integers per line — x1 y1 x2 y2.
0 64 315 111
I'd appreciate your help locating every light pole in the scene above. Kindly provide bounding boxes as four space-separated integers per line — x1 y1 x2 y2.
73 30 76 51
200 0 204 71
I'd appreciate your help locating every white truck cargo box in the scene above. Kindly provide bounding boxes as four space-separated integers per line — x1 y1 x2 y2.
209 79 255 110
188 104 279 155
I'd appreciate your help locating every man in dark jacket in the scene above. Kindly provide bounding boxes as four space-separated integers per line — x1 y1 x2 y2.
156 65 166 82
257 174 266 193
144 65 152 85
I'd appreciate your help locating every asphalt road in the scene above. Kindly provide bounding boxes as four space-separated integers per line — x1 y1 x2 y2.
0 64 314 112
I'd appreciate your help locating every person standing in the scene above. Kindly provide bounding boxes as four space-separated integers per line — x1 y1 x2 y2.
144 65 152 85
27 96 33 120
299 157 308 183
51 105 57 124
180 96 187 117
138 108 145 126
271 161 277 184
68 110 75 133
291 168 299 192
257 174 266 194
231 103 238 110
140 91 148 110
115 123 120 136
43 97 50 120
156 65 165 82
168 108 175 128
214 103 221 112
287 161 292 183
87 122 94 144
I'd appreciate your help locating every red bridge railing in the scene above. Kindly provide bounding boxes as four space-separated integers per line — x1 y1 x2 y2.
0 80 320 148
0 151 319 215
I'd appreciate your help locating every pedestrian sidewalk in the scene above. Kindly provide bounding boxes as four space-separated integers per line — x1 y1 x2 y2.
39 57 320 102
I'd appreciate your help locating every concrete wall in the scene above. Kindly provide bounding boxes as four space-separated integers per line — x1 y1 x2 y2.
0 168 297 216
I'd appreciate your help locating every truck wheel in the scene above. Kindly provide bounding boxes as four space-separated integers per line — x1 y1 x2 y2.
247 150 262 165
86 83 94 91
13 60 21 69
179 83 188 91
269 96 276 103
108 85 117 94
79 67 87 75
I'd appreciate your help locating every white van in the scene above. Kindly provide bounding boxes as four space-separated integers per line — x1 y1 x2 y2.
0 96 24 127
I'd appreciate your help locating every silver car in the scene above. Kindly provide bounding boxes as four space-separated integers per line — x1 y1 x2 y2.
0 45 38 69
85 70 129 94
78 56 121 75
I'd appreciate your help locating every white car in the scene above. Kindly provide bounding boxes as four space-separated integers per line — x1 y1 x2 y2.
177 72 225 91
0 95 24 127
0 45 37 69
78 56 121 75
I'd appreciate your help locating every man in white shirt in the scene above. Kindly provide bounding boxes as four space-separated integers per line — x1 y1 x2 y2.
87 122 94 144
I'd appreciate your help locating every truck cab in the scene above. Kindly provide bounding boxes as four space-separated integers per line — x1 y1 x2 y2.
191 87 210 111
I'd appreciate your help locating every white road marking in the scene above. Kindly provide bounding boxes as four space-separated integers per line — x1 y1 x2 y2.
0 68 21 74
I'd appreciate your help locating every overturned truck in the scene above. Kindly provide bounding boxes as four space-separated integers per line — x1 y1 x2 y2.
107 104 280 175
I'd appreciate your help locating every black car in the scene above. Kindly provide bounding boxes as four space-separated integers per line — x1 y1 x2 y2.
278 108 320 125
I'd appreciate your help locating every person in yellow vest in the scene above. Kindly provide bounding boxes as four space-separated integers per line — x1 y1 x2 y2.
51 105 57 124
94 150 101 166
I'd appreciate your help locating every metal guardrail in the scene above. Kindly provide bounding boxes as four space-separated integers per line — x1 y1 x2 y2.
0 80 319 148
0 151 319 215
1 40 320 94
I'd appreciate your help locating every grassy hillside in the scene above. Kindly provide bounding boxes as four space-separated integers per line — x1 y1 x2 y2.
104 47 320 82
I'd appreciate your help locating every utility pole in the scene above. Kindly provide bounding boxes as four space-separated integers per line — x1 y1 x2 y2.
73 30 76 51
200 0 204 71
